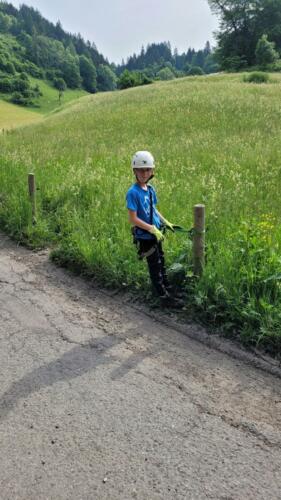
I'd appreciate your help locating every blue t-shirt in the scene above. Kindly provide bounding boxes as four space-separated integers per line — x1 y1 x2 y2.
126 183 161 240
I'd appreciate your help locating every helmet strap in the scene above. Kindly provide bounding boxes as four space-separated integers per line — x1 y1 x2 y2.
134 171 154 184
146 174 154 183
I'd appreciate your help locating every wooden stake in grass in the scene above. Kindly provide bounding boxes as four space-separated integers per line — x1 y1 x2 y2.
193 204 205 277
28 173 36 225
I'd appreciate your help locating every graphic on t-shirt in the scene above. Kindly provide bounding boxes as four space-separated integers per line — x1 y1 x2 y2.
143 195 151 217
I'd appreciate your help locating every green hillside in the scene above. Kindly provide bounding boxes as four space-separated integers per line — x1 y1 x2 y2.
27 78 87 114
1 73 281 353
0 98 42 128
0 3 116 112
0 81 87 117
0 31 88 112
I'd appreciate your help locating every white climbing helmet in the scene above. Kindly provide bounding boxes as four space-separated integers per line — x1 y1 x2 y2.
131 151 155 169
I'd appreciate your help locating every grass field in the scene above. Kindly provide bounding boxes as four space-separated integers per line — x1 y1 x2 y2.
1 73 281 354
0 100 42 129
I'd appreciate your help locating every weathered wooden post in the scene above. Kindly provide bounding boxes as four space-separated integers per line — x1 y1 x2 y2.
193 204 205 277
28 173 36 225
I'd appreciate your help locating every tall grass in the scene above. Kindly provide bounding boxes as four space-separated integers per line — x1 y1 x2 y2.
0 73 281 354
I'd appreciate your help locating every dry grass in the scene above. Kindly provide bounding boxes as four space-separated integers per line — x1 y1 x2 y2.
0 100 43 130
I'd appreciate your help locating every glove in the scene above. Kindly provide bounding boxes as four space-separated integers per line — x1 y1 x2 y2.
161 216 175 232
149 225 164 242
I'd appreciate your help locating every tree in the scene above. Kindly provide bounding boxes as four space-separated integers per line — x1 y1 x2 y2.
118 70 152 89
188 66 205 76
0 77 13 92
97 64 117 91
32 83 42 98
191 50 205 68
0 2 107 73
186 48 195 64
62 51 81 88
0 12 11 32
255 34 278 66
204 41 211 56
54 77 66 102
183 62 191 74
13 72 29 92
157 67 175 80
203 53 220 73
0 55 15 74
55 21 64 41
208 0 281 68
79 55 97 92
118 69 137 89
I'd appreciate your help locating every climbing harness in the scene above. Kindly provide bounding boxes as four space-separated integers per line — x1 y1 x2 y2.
131 185 159 259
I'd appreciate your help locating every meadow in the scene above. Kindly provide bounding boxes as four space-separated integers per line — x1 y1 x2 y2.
0 73 281 354
0 100 42 129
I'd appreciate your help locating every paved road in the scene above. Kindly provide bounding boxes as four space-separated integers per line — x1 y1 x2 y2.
0 234 280 500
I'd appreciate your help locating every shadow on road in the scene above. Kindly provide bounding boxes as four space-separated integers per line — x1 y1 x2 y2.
0 333 156 421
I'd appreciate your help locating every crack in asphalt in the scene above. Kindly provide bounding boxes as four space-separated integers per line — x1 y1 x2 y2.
1 242 281 459
135 371 281 451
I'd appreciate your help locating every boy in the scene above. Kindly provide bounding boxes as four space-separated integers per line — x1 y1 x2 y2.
126 150 183 308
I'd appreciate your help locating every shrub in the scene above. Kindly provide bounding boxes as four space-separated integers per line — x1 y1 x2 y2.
23 61 44 78
267 59 281 72
4 61 15 74
243 72 270 84
12 74 30 92
19 71 29 81
118 69 136 89
53 77 67 91
204 63 220 74
0 54 15 74
183 63 191 75
0 77 13 92
45 69 62 81
141 74 153 85
187 66 205 76
255 35 278 67
118 70 152 90
221 55 248 71
10 91 30 105
32 83 42 98
0 12 11 32
157 67 175 80
13 59 23 72
8 74 41 105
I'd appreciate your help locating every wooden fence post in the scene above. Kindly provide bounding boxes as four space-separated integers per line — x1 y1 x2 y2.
28 173 36 225
193 204 205 277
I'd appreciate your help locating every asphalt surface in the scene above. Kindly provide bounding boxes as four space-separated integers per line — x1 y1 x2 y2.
0 233 280 500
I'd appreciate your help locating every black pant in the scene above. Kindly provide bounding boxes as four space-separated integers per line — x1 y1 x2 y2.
138 239 169 297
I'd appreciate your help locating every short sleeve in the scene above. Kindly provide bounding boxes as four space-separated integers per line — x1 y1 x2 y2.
126 190 137 211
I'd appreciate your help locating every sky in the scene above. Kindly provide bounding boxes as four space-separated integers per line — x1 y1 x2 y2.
9 0 219 64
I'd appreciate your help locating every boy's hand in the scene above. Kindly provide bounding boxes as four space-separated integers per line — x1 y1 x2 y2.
149 225 164 242
160 216 175 232
163 219 175 232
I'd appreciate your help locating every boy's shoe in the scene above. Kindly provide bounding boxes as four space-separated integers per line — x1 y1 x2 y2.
159 293 185 309
165 285 185 299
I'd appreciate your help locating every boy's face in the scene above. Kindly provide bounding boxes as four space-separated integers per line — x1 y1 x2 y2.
134 168 153 184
